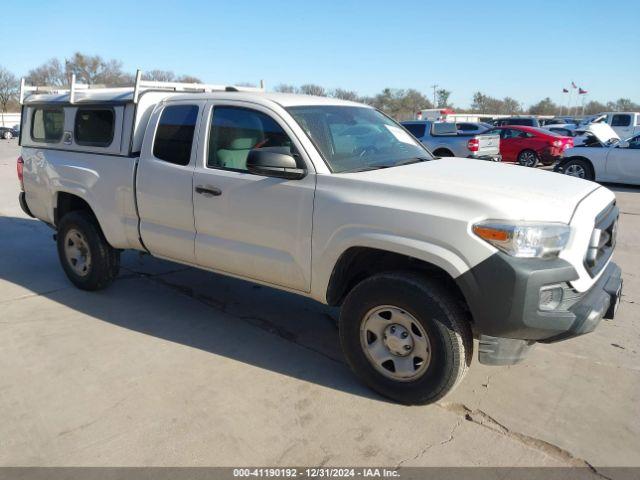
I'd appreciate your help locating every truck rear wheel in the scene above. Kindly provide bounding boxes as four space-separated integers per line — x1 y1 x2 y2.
339 272 472 405
56 211 120 291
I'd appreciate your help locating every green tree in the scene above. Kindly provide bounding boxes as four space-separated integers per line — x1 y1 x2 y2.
528 97 558 116
436 89 451 108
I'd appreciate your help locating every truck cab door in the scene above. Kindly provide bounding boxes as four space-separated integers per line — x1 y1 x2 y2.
605 135 640 183
609 114 633 140
136 101 205 263
191 101 315 292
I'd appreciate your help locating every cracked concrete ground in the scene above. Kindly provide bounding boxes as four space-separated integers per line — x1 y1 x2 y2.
0 140 638 473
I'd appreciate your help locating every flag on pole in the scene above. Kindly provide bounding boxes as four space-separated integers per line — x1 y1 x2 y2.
562 88 569 93
571 81 577 89
578 88 588 94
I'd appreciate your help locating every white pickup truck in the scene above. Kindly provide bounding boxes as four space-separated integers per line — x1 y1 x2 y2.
16 75 623 404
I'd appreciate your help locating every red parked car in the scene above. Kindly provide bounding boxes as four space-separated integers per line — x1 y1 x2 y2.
483 125 573 167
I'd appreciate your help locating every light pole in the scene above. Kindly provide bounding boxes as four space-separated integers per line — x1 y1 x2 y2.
430 84 438 107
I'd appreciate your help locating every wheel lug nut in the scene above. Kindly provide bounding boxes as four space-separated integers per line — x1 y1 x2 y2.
390 326 396 333
401 332 408 338
404 345 412 351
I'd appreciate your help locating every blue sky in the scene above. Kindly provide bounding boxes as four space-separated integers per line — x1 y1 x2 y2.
2 0 638 108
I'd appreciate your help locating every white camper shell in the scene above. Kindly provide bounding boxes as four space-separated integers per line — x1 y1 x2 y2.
19 72 265 156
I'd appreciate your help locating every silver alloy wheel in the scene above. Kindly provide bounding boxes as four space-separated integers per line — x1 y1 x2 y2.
64 228 92 277
565 164 586 178
519 151 537 167
3 131 11 140
360 305 432 382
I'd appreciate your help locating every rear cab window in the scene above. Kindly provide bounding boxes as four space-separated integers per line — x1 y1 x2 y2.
403 123 426 138
611 114 631 127
31 108 64 143
153 105 199 166
75 108 115 147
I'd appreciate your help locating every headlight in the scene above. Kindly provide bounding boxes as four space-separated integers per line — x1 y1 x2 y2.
472 221 570 259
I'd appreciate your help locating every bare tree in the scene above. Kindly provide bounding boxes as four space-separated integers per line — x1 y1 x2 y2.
331 88 358 101
299 84 326 96
583 101 607 115
501 97 522 114
26 58 66 87
607 98 639 112
176 75 202 83
142 70 176 82
273 84 297 93
64 53 131 86
0 67 18 114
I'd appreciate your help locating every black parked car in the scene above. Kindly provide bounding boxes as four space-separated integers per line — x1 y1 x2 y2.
492 117 540 128
1 126 19 140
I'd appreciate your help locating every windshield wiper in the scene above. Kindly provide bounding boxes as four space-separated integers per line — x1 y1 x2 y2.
345 157 430 173
394 157 430 166
347 165 395 173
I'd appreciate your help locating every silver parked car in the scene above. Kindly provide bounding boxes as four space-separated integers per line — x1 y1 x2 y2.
402 121 501 161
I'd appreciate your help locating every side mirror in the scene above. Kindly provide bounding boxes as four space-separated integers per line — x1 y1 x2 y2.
246 148 307 180
617 140 630 149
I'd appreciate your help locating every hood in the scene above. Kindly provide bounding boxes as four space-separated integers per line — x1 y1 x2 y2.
341 158 600 223
575 123 619 143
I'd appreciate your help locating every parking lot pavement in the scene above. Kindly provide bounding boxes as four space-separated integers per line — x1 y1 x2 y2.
0 139 638 470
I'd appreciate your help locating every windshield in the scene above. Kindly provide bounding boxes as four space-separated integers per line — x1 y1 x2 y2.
287 106 432 173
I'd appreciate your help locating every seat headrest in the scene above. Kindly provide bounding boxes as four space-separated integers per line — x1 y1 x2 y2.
229 137 257 150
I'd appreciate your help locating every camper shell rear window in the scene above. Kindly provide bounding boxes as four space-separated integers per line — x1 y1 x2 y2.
31 108 64 143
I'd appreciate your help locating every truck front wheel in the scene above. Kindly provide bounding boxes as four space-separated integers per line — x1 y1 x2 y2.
56 211 120 291
339 272 472 405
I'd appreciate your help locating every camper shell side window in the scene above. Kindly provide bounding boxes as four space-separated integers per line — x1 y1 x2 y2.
74 108 115 147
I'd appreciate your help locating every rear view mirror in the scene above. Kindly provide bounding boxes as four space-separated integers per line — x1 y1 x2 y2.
246 148 307 180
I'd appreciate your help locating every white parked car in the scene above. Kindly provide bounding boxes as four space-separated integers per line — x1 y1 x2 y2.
571 123 619 147
16 73 623 404
555 128 640 185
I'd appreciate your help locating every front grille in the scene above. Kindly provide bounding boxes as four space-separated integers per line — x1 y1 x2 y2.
584 201 618 277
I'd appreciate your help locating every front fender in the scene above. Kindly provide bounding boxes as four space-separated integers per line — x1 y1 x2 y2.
310 228 482 303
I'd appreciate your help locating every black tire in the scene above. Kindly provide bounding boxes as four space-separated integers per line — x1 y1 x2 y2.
56 211 120 291
434 149 454 158
517 149 539 167
339 272 472 405
562 158 594 181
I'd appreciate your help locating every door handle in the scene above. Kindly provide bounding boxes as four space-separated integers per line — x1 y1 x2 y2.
195 185 222 197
